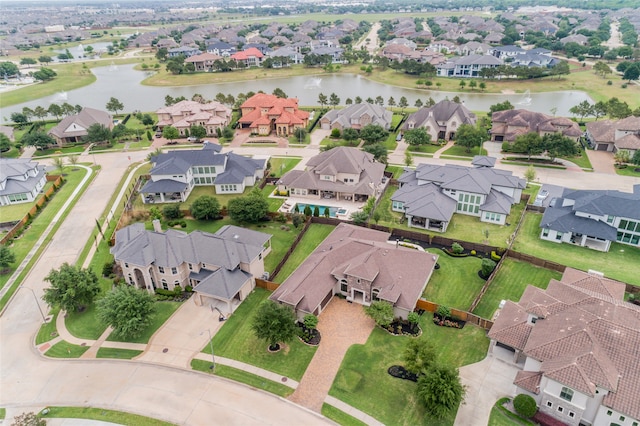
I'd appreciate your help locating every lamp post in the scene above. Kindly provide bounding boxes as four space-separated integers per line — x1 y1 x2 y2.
201 329 215 371
18 286 47 323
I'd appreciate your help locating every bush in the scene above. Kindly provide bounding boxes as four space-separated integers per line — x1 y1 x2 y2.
163 204 182 220
303 313 318 329
481 258 497 277
607 80 613 85
470 249 476 256
491 251 502 261
437 305 451 319
173 285 182 295
102 262 114 277
155 288 174 296
501 141 511 152
292 213 305 228
185 285 193 292
513 394 537 418
451 242 464 254
330 128 341 138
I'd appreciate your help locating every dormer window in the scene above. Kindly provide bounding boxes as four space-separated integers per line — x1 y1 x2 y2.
527 314 538 325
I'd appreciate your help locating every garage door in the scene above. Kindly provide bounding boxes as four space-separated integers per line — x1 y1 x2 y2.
321 122 330 130
596 143 609 151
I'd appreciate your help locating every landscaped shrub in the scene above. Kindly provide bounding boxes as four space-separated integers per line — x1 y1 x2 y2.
481 258 497 278
185 285 193 292
330 128 341 138
501 141 511 152
491 251 502 261
470 250 476 256
451 242 464 254
173 285 182 295
102 262 114 277
513 394 537 418
303 313 318 330
437 305 451 319
163 204 182 220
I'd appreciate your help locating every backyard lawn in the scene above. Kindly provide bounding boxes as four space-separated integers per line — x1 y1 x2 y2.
473 258 562 320
422 249 485 311
329 312 489 426
209 288 317 381
268 156 301 178
262 185 284 212
513 213 640 286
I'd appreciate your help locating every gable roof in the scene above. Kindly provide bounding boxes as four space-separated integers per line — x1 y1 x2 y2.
48 107 112 139
403 100 476 130
321 103 393 130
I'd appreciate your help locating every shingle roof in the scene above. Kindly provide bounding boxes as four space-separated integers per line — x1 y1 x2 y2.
321 103 392 130
403 100 476 131
48 107 112 139
392 181 457 222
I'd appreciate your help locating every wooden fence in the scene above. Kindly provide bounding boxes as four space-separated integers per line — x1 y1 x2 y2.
1 175 63 244
255 278 280 291
269 218 312 280
415 299 494 330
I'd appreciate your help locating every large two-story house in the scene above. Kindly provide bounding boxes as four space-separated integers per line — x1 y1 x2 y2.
539 184 640 252
156 100 231 138
585 116 640 154
402 100 476 142
140 142 267 203
270 223 438 320
277 147 386 203
491 109 582 143
488 268 640 426
238 93 309 137
392 159 525 232
436 54 502 77
0 158 47 206
48 107 113 146
111 221 272 314
319 103 392 131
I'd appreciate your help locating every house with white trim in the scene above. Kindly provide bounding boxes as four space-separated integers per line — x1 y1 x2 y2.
0 158 47 206
402 100 476 142
585 116 640 154
156 100 231 138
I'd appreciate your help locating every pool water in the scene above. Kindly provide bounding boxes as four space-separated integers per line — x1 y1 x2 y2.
294 203 338 218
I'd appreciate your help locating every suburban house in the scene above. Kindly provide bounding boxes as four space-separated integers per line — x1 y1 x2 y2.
0 158 47 206
238 93 309 137
402 100 476 142
111 221 272 314
585 116 640 153
140 142 267 203
206 41 236 57
266 47 303 65
48 107 113 146
319 103 392 131
436 54 502 77
230 47 264 67
539 184 640 252
392 160 525 231
184 52 223 72
277 146 386 203
167 46 201 58
491 109 582 143
270 223 438 320
488 268 640 426
155 100 231 138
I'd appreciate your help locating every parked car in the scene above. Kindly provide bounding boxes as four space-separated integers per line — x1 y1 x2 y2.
533 189 549 206
186 136 198 142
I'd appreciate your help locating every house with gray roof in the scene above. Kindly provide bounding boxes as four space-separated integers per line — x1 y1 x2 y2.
392 161 525 231
48 107 113 146
277 147 386 204
270 223 438 320
111 222 271 314
168 46 201 58
539 184 640 252
266 47 303 65
403 100 476 142
585 116 640 154
488 268 640 426
319 103 392 131
140 143 267 203
0 158 47 206
436 54 502 77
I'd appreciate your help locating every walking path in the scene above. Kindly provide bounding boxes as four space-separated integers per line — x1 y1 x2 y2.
433 140 454 159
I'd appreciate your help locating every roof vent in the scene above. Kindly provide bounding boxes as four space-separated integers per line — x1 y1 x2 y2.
233 234 239 239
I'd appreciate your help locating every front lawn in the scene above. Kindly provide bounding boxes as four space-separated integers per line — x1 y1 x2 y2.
39 406 174 426
45 341 90 358
440 145 487 158
407 144 441 154
322 404 367 426
96 348 143 359
36 308 59 345
65 304 108 340
272 223 335 282
210 288 317 381
422 249 485 311
615 166 640 177
561 147 592 169
472 258 562 320
512 212 640 286
329 312 489 426
107 301 181 344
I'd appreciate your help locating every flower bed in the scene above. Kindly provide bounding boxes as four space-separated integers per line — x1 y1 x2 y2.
384 319 422 336
387 365 418 382
432 313 465 329
297 322 321 346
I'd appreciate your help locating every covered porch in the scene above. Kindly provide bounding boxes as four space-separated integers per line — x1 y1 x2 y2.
140 179 190 204
407 215 448 232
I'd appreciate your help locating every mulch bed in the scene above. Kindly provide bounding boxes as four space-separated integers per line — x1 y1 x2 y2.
388 365 419 382
385 319 422 336
297 323 321 346
433 313 466 329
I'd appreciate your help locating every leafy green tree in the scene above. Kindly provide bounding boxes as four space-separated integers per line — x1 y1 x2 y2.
481 258 497 278
0 133 11 152
303 314 318 330
488 100 514 117
606 98 632 119
417 365 466 419
272 87 287 98
48 103 63 120
342 128 358 141
163 204 183 220
350 210 369 225
623 63 640 82
141 114 154 126
84 123 112 144
97 285 156 339
364 301 394 328
227 189 269 223
404 128 430 146
251 300 298 350
543 133 579 160
155 47 168 61
569 100 594 121
404 150 414 167
614 149 631 166
43 263 100 312
632 150 640 166
33 106 48 122
404 339 437 374
398 96 408 112
359 124 388 145
414 99 423 108
21 132 55 150
455 123 485 153
10 112 29 126
0 245 16 270
293 127 307 143
190 196 220 220
189 125 206 140
362 143 388 163
0 61 19 77
513 394 537 418
20 57 37 67
162 126 179 142
317 93 328 108
33 67 57 81
38 55 53 64
524 165 536 185
105 97 124 115
513 132 544 160
329 92 340 108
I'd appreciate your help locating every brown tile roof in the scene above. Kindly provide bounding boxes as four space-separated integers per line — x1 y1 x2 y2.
514 370 542 394
491 109 582 142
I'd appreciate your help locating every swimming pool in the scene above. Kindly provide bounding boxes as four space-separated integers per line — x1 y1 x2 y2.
294 203 339 218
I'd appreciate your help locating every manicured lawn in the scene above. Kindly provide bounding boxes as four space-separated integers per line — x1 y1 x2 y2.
35 308 59 345
422 249 485 311
272 223 335 283
0 183 53 221
440 145 487 158
561 147 592 169
322 404 367 426
45 341 90 358
487 398 536 426
262 185 284 212
473 259 562 320
385 165 406 178
615 166 640 177
329 313 489 426
65 304 109 340
107 301 181 344
191 361 293 398
96 348 143 359
0 408 5 420
268 157 301 178
407 144 441 154
210 288 317 381
513 212 640 286
40 406 174 426
31 144 87 157
320 137 359 148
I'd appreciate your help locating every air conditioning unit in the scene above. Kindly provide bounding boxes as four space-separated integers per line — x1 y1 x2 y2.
262 272 270 280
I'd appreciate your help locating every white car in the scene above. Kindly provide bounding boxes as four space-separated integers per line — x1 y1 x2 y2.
186 136 198 142
533 189 549 206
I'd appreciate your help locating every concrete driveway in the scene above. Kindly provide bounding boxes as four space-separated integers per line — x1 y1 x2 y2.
586 149 616 174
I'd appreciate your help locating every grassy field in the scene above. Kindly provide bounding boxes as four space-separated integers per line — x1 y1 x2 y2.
473 259 562 320
329 312 489 426
512 212 640 285
209 288 317 381
322 404 368 426
65 304 109 340
272 223 335 283
39 406 174 426
422 249 486 311
262 185 284 212
268 156 301 178
191 361 294 397
106 301 181 344
45 341 90 358
0 182 54 222
96 348 143 359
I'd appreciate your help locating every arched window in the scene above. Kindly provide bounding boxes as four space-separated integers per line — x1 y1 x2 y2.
340 279 348 293
162 279 168 290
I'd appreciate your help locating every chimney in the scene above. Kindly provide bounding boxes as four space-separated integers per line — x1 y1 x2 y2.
152 219 162 233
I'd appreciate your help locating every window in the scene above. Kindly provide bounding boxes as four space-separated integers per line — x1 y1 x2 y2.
568 411 575 419
542 228 549 237
546 401 553 408
188 263 193 271
158 266 165 274
124 263 129 268
556 231 564 241
606 215 614 224
560 387 573 402
619 416 625 422
557 406 564 413
340 282 348 292
372 289 380 301
607 410 612 416
171 267 177 275
162 279 168 290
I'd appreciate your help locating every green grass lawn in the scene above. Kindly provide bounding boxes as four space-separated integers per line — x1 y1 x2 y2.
561 147 593 169
513 212 640 286
473 259 562 320
329 312 489 426
407 144 442 154
422 249 486 311
268 157 301 178
385 165 406 178
191 361 294 397
31 144 87 157
35 308 59 345
272 223 335 283
45 341 90 358
322 404 368 426
441 145 487 158
107 301 181 344
39 406 174 426
96 348 143 359
0 182 54 221
262 185 284 212
210 288 317 381
487 398 536 426
615 165 640 177
65 304 109 340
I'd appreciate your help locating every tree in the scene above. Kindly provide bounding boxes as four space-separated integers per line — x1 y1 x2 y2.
489 100 514 116
43 263 100 312
10 112 29 127
190 195 221 220
350 210 369 225
162 126 179 142
417 365 465 419
53 156 65 174
359 124 388 145
38 55 53 64
33 68 57 81
481 258 497 278
455 123 485 153
97 285 156 339
404 128 430 146
607 98 632 119
33 106 48 122
0 61 19 77
329 92 340 108
0 133 11 152
513 394 537 418
47 103 63 120
11 412 46 426
141 114 155 126
227 189 269 223
513 132 544 160
623 63 640 82
363 143 388 163
414 99 423 108
479 82 486 91
105 97 124 115
459 80 466 90
21 132 55 150
155 47 168 61
20 57 37 67
569 100 594 121
633 150 640 166
84 123 112 145
614 149 631 166
524 165 536 185
251 300 297 351
342 128 358 141
388 96 396 108
272 87 287 98
364 301 394 328
404 339 437 374
189 125 206 141
317 93 328 108
303 314 318 330
375 95 384 106
404 150 414 167
0 245 16 271
398 96 408 112
293 127 307 143
543 133 579 160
